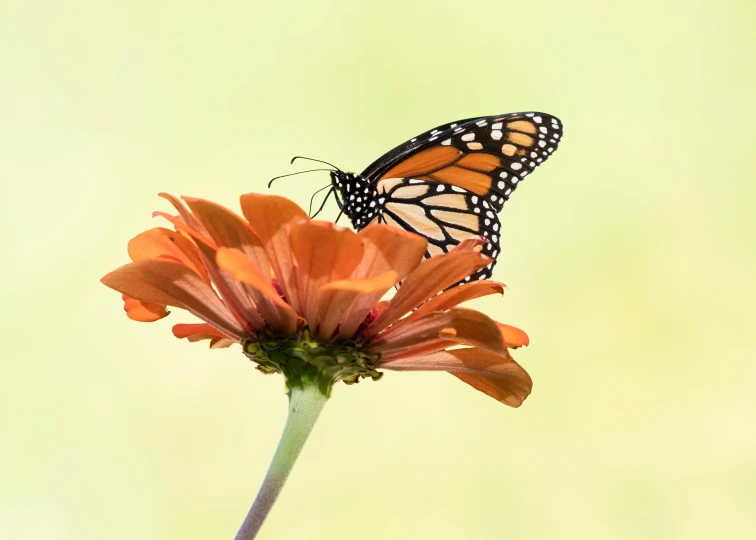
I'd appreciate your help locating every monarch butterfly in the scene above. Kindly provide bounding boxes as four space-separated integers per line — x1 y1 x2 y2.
285 112 563 282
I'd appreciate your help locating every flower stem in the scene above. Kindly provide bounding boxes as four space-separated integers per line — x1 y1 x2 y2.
234 381 328 540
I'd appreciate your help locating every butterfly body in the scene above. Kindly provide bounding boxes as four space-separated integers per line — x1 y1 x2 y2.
329 112 563 281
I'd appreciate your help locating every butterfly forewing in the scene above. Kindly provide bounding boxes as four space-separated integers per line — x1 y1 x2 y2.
364 112 562 211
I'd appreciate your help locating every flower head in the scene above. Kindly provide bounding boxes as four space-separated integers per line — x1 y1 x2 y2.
102 193 532 406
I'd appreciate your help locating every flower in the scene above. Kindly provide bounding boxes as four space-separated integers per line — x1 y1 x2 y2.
102 191 537 539
101 192 532 406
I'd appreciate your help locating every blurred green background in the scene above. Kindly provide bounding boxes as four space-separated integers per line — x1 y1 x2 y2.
2 0 755 538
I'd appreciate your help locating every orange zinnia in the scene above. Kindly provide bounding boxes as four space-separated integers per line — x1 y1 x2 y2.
101 192 532 539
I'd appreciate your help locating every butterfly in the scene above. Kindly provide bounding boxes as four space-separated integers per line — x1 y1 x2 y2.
298 112 563 282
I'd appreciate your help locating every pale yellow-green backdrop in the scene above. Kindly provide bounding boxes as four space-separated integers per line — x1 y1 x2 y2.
1 1 754 539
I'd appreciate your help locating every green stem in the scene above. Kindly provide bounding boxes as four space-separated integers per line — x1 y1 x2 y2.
234 382 328 540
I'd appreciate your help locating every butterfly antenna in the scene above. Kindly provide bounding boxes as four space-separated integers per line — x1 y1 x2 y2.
268 168 334 188
308 184 332 215
291 156 342 172
310 188 335 219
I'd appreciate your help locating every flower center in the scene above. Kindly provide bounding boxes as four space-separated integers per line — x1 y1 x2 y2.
242 329 382 396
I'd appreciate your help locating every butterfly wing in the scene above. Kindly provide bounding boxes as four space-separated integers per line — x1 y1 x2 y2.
364 112 563 211
367 179 501 280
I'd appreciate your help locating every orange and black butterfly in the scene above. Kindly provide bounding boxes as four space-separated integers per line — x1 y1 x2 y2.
310 112 562 282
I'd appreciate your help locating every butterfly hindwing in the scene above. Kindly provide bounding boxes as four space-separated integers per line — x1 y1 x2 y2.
368 179 501 280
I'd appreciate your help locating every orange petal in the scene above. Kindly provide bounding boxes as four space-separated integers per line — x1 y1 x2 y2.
216 247 299 334
319 224 426 338
498 322 530 348
353 224 427 281
191 237 266 333
240 194 308 311
378 339 460 361
155 216 263 332
366 251 493 337
209 337 236 348
122 294 169 322
102 259 247 341
182 197 271 275
400 280 505 326
370 308 507 357
289 220 364 327
172 323 231 340
379 348 532 407
182 197 292 331
172 324 237 348
316 270 398 339
158 192 206 233
127 227 210 283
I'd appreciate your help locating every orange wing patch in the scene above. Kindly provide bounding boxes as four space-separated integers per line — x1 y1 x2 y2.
501 144 517 156
506 132 535 147
379 145 461 180
457 153 501 172
430 166 492 196
506 120 538 134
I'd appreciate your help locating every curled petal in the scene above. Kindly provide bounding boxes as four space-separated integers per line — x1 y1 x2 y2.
289 220 364 325
452 235 487 253
122 294 169 322
371 308 507 357
127 227 209 282
240 194 308 311
317 270 398 339
498 322 530 348
209 337 236 348
216 248 299 334
367 251 493 337
380 348 532 407
172 323 230 340
172 323 237 348
101 259 247 341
